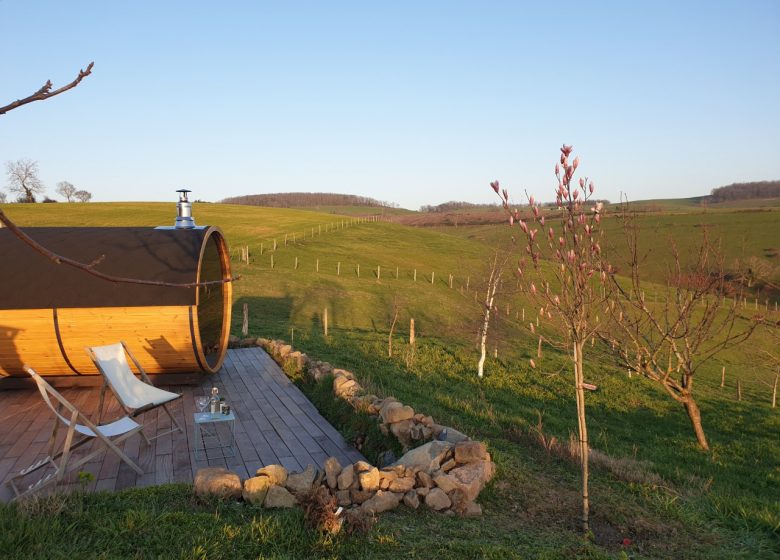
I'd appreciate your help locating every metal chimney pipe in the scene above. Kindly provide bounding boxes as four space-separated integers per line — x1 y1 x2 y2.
174 189 196 229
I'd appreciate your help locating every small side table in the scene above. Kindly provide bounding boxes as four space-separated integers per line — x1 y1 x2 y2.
194 411 236 461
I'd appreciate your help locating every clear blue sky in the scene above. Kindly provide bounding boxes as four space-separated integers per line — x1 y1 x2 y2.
1 1 778 209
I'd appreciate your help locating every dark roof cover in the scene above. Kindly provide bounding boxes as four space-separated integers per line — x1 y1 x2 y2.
0 227 210 310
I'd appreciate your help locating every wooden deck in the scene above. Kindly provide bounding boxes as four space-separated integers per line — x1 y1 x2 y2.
0 347 364 501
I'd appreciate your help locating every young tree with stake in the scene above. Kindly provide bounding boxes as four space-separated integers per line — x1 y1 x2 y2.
491 145 609 533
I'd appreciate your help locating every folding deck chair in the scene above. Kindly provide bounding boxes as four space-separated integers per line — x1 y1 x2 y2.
5 366 144 501
86 342 183 445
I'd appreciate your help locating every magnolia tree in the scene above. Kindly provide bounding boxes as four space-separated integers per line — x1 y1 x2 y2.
491 145 609 533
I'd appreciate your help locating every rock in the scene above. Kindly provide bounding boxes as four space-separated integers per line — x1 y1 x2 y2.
454 441 489 464
243 476 273 505
380 402 415 424
390 419 414 447
358 466 380 492
352 460 371 472
228 335 240 345
420 415 434 427
349 488 374 504
324 457 342 489
392 441 453 473
430 423 446 437
332 368 355 380
240 337 256 347
337 464 355 490
403 490 420 509
433 460 495 502
335 489 352 507
440 459 457 472
333 376 360 399
424 487 451 511
388 475 415 494
416 486 430 497
416 471 434 488
194 467 242 499
256 464 288 486
463 501 483 517
285 464 317 494
437 427 471 444
264 485 297 508
376 450 397 468
360 490 403 515
278 344 292 358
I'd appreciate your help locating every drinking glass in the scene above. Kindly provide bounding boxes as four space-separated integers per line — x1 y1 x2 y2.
195 396 209 413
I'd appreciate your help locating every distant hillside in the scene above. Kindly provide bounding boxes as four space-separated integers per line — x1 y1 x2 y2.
419 201 502 213
221 192 397 209
709 180 780 202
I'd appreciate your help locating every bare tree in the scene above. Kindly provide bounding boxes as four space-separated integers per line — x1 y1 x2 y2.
56 181 78 202
477 250 511 378
0 192 6 204
602 209 762 450
492 145 609 533
74 189 92 203
5 159 45 203
0 62 94 116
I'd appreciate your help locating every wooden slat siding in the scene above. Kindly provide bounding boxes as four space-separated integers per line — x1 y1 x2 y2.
0 348 365 500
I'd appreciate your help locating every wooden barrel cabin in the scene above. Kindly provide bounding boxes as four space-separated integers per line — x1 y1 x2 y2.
0 222 232 378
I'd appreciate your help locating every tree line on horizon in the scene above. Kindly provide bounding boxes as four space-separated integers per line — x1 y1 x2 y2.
221 192 397 209
708 180 780 202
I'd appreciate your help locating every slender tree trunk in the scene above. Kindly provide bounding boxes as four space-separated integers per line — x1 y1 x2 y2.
477 307 490 378
573 341 589 533
683 396 709 450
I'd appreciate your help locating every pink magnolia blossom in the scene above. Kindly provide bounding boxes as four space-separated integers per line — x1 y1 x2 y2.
490 180 500 194
519 220 529 234
579 177 585 189
589 181 594 194
573 156 580 170
529 195 535 206
539 216 545 226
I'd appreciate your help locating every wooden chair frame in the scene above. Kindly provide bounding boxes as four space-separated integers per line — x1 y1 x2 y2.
86 341 183 445
6 366 143 501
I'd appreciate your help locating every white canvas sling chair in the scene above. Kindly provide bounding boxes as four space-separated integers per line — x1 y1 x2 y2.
86 341 183 445
6 366 144 501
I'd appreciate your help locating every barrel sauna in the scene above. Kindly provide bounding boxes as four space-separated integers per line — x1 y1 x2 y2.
0 226 232 377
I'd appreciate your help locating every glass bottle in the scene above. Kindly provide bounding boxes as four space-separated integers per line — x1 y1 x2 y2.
209 387 219 414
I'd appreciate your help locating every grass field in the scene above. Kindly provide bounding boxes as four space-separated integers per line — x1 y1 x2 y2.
1 201 778 558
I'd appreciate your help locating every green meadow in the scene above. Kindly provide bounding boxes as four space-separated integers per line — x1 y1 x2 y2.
1 201 778 559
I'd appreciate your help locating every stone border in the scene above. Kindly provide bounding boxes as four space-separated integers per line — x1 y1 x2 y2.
208 336 495 518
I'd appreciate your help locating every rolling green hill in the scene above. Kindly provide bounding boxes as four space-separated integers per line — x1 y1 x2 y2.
1 201 778 558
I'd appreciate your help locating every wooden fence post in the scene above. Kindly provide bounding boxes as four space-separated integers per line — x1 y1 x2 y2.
431 271 435 285
409 318 415 346
721 366 726 388
466 276 470 291
537 336 542 358
737 379 742 401
285 234 288 246
316 259 319 272
337 262 341 276
260 243 263 255
414 269 417 282
772 373 778 408
377 265 381 280
271 254 274 269
396 266 399 279
323 308 328 337
449 274 453 288
242 304 249 337
295 256 298 270
273 239 277 251
357 264 360 278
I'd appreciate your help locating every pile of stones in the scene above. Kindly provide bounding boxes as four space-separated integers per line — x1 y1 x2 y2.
195 438 494 517
218 337 495 516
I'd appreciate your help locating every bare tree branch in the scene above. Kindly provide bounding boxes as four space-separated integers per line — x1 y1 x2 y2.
0 62 94 116
0 208 240 289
